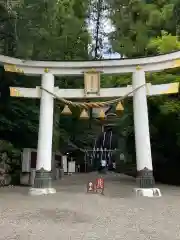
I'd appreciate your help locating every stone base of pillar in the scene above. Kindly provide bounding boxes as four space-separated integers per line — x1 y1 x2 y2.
28 168 56 195
29 187 56 196
136 167 155 188
134 188 161 197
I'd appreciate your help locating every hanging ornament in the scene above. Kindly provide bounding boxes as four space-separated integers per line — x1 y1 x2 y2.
116 101 124 112
80 109 89 119
61 105 72 115
98 108 106 119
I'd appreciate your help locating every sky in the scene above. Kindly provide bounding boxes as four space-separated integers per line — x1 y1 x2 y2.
88 7 121 59
101 16 121 59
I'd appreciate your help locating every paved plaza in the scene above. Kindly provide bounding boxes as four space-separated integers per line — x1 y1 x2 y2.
0 172 180 240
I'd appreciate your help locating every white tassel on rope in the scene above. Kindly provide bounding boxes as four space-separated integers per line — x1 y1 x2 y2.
101 132 107 167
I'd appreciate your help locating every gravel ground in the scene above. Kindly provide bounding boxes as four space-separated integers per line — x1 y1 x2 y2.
0 172 180 240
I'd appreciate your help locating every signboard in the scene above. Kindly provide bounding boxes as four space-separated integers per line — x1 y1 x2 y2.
120 153 125 161
95 178 104 194
68 161 75 173
62 155 67 173
84 69 100 96
87 177 104 195
87 181 95 193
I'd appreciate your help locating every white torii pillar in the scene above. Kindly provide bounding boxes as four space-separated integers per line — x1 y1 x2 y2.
29 72 56 195
132 69 161 197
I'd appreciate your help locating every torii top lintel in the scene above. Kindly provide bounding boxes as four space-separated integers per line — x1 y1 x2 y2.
1 51 180 76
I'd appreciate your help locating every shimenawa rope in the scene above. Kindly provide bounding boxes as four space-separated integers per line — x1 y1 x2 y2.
40 83 146 108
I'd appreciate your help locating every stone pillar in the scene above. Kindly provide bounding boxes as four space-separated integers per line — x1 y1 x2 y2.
29 72 56 195
132 69 161 197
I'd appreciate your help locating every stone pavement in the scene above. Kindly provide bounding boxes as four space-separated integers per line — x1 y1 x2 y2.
0 172 180 240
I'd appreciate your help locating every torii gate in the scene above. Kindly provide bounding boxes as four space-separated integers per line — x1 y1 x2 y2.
1 52 180 197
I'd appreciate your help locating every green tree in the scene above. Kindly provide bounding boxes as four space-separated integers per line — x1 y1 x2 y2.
0 0 91 152
0 2 16 56
108 0 176 57
148 30 180 53
15 0 90 60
